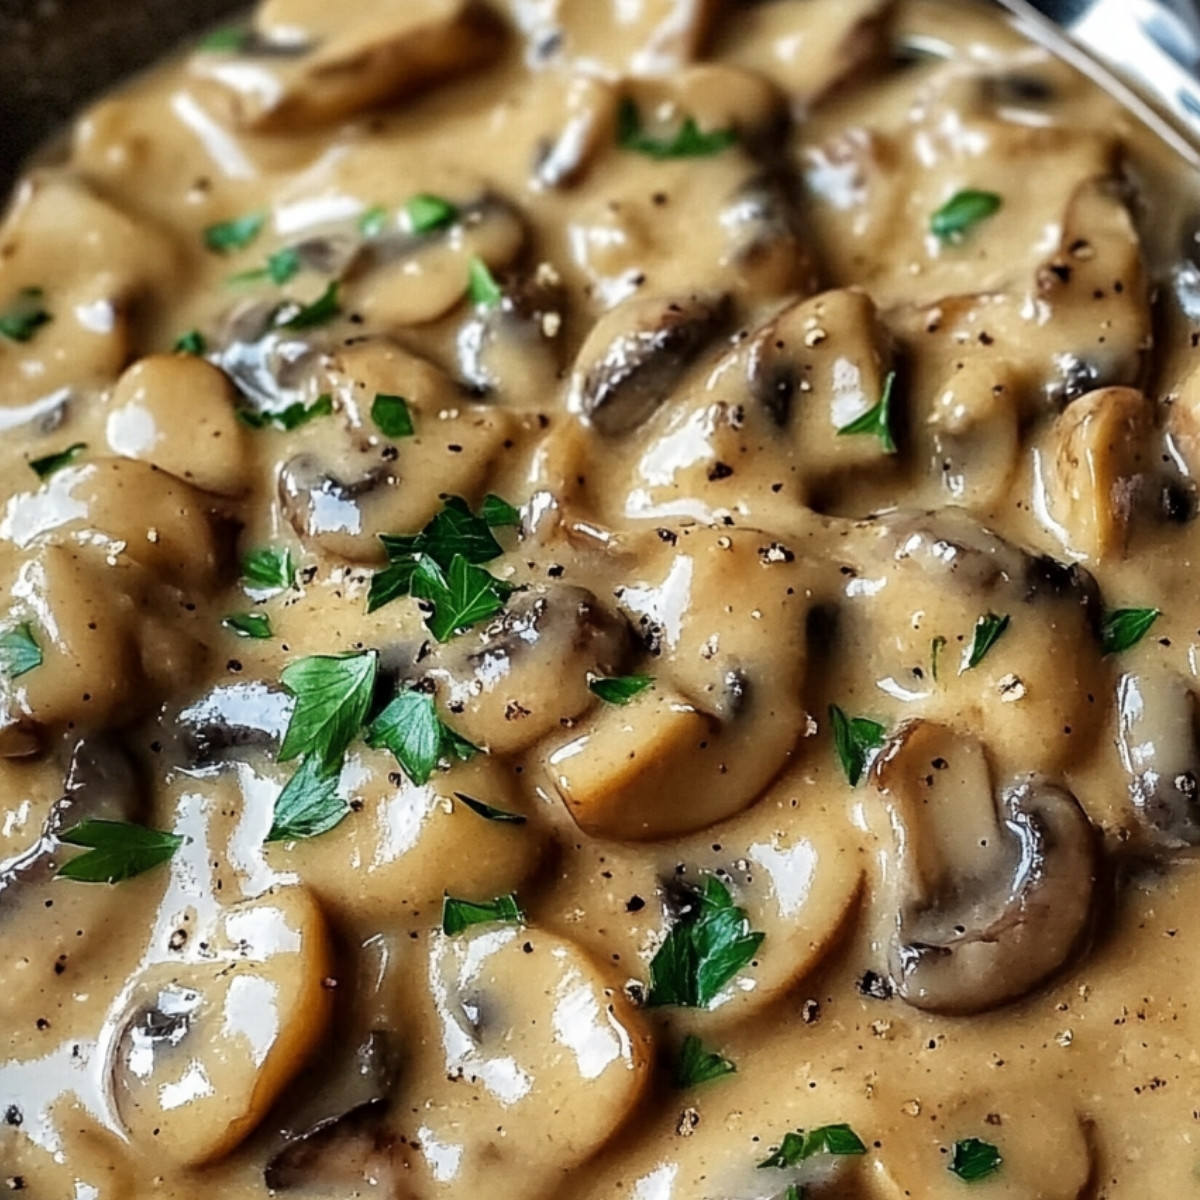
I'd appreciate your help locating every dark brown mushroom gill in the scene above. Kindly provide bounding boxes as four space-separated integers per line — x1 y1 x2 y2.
871 720 1098 1016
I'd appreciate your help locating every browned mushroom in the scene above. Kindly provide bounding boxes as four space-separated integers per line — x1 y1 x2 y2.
870 720 1097 1015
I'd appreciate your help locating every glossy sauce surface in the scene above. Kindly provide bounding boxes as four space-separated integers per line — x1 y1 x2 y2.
3 2 1200 1197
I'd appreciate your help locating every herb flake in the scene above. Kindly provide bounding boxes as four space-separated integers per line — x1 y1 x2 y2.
372 393 415 439
278 651 379 774
675 1034 736 1088
949 1137 1002 1182
442 893 524 936
0 288 52 343
268 755 348 843
222 612 273 640
617 99 737 160
481 494 521 528
932 190 1003 241
242 546 295 594
966 612 1011 670
56 820 183 884
647 875 764 1009
365 688 477 786
28 443 86 480
238 394 333 431
836 370 897 454
277 282 341 330
758 1124 867 1170
412 553 514 642
829 705 886 787
455 792 526 824
359 205 389 238
204 212 266 255
406 193 459 235
589 675 654 705
467 257 503 309
173 329 207 356
0 624 42 680
1101 607 1161 655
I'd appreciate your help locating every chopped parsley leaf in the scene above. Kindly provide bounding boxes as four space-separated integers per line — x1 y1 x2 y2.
949 1137 1002 1182
932 190 1003 241
481 493 521 528
278 651 379 775
242 546 295 594
222 612 273 640
0 623 43 680
359 205 389 238
267 755 348 843
371 393 415 439
277 281 342 330
455 792 526 824
231 246 302 287
758 1124 867 1170
617 98 737 160
173 329 207 355
836 370 897 454
204 211 266 255
237 394 333 431
467 256 503 309
931 634 948 682
829 705 886 787
56 820 183 884
406 193 459 235
589 674 654 705
647 875 764 1009
412 553 515 642
365 688 477 787
675 1035 736 1088
966 612 1011 670
28 442 87 480
1101 607 1161 655
0 288 52 343
198 27 251 52
442 893 524 936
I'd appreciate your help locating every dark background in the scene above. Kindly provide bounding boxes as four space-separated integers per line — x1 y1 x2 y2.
0 0 247 191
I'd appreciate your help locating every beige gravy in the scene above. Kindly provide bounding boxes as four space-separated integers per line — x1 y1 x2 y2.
3 1 1200 1197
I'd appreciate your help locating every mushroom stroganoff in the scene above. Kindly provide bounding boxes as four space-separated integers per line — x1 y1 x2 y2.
2 0 1199 1197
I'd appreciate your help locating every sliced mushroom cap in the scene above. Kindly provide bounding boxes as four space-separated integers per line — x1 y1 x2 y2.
567 293 729 435
1116 672 1200 850
533 74 621 191
192 0 508 133
1042 386 1156 561
213 307 330 416
871 720 1097 1015
106 886 333 1166
178 681 293 765
416 585 634 755
718 171 817 300
404 925 651 1197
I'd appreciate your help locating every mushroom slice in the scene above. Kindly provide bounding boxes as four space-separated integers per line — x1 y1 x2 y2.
1116 672 1200 850
871 720 1097 1015
534 74 620 190
406 925 650 1197
1042 386 1156 561
178 682 293 765
107 887 333 1166
567 293 729 435
719 172 817 301
192 0 508 132
417 586 633 755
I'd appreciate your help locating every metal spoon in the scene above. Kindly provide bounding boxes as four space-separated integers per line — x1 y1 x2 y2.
993 0 1200 168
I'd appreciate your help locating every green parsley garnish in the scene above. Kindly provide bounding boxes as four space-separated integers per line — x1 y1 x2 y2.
277 281 342 330
758 1124 867 1170
1101 607 1161 655
931 634 948 682
966 612 1011 669
231 246 302 287
173 329 207 355
371 393 415 439
412 554 516 643
675 1034 736 1088
406 193 459 235
0 288 52 343
28 443 86 480
56 820 183 884
467 257 504 309
0 624 43 680
204 211 266 255
931 190 1002 241
480 494 521 528
278 651 379 775
836 370 897 454
455 792 527 824
589 675 654 705
222 612 273 640
364 688 477 786
617 98 738 160
242 546 295 594
359 205 389 238
647 875 764 1009
198 27 250 52
949 1137 1002 1182
442 893 524 936
369 495 516 615
268 755 348 843
237 394 333 431
829 705 886 787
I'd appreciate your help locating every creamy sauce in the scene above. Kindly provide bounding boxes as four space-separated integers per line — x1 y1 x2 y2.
2 1 1200 1197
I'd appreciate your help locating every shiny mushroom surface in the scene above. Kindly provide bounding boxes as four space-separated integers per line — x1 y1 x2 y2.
5 0 1200 1197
